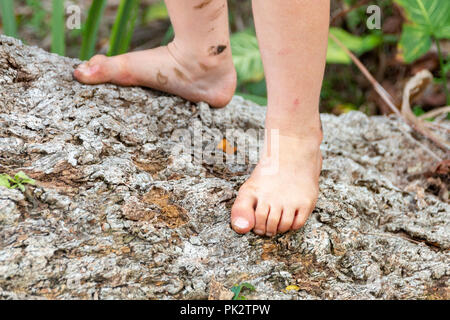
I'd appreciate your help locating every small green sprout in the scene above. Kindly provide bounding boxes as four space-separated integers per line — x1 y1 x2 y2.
231 282 255 300
0 171 36 192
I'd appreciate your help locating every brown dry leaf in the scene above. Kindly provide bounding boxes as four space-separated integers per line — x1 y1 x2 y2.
216 138 237 155
401 70 449 151
208 277 233 300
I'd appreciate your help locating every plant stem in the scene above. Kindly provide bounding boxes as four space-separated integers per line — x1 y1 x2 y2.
80 0 107 60
108 0 140 56
0 0 17 37
51 0 66 56
435 37 449 105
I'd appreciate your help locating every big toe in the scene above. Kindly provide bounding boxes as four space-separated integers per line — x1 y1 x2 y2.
74 55 112 84
231 192 256 234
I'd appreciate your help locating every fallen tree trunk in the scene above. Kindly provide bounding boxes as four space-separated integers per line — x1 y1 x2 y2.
0 36 448 300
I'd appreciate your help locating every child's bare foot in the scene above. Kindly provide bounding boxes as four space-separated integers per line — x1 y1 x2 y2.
74 41 237 108
231 125 323 237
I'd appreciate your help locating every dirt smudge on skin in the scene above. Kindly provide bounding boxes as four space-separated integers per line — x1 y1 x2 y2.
199 63 209 72
194 0 213 9
156 70 168 85
208 45 227 56
174 68 189 81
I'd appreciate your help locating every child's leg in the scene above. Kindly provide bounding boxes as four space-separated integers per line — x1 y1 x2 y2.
74 0 236 108
231 0 329 236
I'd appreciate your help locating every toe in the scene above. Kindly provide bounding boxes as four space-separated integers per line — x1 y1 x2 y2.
74 54 113 85
231 191 256 234
291 209 308 230
253 201 270 236
278 207 296 233
291 198 317 230
265 205 282 237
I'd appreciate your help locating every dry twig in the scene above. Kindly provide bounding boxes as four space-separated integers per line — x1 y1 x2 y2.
329 33 448 161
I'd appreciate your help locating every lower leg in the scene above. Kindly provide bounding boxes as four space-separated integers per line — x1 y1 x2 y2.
231 0 330 235
74 0 236 108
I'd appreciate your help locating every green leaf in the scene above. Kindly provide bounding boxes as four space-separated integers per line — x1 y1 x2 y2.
230 30 264 85
327 28 382 64
436 25 450 39
240 282 255 291
231 284 241 300
236 93 267 106
395 0 450 34
108 0 140 56
398 24 432 63
443 61 450 74
0 174 12 189
144 1 168 23
17 183 25 192
395 0 450 62
161 25 174 46
413 106 425 116
244 79 267 96
14 171 36 186
80 0 107 60
51 0 66 56
231 282 255 300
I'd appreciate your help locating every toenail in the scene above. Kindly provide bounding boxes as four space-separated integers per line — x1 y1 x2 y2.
77 63 88 72
266 232 273 237
254 229 264 235
232 217 249 230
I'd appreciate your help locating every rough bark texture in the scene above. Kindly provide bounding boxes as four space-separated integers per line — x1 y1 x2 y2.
0 36 448 300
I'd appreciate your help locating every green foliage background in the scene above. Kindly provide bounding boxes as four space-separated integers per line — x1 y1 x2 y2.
0 0 449 108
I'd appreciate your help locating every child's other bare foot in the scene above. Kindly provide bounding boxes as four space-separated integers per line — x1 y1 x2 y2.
231 125 322 237
74 41 236 108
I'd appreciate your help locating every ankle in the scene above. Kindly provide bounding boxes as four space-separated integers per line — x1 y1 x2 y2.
265 115 323 145
167 39 234 76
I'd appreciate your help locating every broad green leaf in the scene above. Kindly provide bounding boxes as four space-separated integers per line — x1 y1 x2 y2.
395 0 450 62
0 174 12 189
80 0 107 60
17 184 25 192
327 27 382 64
395 0 450 34
436 25 450 39
230 31 264 84
398 24 432 63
